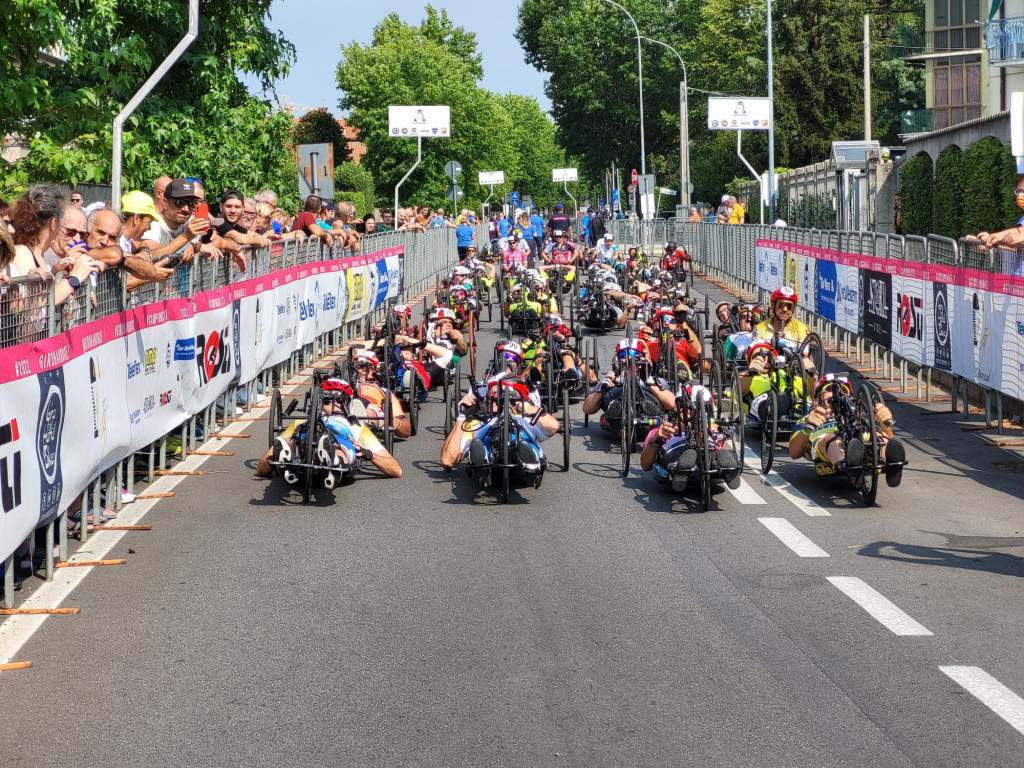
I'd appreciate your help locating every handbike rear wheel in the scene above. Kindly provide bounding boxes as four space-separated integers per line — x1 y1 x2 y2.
760 389 778 475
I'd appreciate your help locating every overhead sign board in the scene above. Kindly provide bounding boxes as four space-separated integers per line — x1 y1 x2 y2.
388 105 451 137
707 97 771 130
296 143 334 200
478 170 505 186
637 174 656 195
552 167 578 183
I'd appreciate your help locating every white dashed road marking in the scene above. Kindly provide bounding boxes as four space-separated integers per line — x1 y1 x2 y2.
758 517 829 558
744 447 831 516
941 666 1024 736
826 576 933 636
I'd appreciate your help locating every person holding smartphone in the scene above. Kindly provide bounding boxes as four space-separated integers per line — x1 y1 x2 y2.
137 177 210 264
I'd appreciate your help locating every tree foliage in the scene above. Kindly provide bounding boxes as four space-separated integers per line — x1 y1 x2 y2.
933 145 963 239
0 0 299 208
898 152 934 236
961 136 1015 235
336 6 574 210
293 108 351 165
516 0 925 204
335 162 376 216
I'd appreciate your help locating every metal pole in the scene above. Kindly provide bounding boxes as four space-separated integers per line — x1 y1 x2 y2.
601 0 646 211
864 14 872 141
639 37 690 209
736 131 764 225
767 0 776 223
394 136 423 223
112 0 199 212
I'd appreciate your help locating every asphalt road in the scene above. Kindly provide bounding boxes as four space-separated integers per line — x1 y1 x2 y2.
2 273 1024 767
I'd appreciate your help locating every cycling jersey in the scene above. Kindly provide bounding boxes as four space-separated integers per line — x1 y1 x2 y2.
503 241 530 269
549 243 576 265
753 318 809 345
597 242 617 264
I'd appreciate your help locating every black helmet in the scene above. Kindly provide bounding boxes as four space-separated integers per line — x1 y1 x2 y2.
665 241 677 251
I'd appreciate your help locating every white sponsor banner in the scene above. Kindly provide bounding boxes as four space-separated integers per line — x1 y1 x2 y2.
707 97 771 130
478 171 505 185
892 276 927 366
388 105 450 138
755 245 784 292
835 262 860 333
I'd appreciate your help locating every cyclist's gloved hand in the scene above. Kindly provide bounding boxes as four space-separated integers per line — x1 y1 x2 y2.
807 405 829 429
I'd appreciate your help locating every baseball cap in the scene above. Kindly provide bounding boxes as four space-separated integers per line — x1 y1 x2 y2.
166 178 199 199
121 191 163 222
553 229 564 237
555 202 565 210
603 232 613 241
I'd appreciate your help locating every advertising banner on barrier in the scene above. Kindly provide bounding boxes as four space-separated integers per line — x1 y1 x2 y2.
0 245 404 564
755 238 1024 405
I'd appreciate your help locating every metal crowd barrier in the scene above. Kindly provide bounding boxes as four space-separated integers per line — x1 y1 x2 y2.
1 228 459 606
669 220 1023 431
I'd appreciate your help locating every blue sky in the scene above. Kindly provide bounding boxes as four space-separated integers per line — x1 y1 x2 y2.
242 0 551 115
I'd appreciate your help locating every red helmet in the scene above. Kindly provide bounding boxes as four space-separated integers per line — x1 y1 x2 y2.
770 286 798 306
615 338 649 360
354 350 380 370
745 340 777 363
392 303 412 318
431 306 456 322
322 377 354 400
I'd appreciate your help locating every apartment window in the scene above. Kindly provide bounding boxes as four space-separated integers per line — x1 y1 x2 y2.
933 0 981 51
933 54 982 129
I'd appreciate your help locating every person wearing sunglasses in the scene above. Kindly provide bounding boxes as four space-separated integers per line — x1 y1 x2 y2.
753 286 809 345
137 177 210 264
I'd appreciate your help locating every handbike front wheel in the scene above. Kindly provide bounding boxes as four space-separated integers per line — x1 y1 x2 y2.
760 389 778 475
852 384 880 507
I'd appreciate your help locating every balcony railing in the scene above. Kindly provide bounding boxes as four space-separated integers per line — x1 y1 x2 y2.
900 108 934 134
986 17 1024 66
899 28 982 59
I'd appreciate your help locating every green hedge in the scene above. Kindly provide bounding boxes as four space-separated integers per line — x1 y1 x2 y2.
334 162 375 215
933 145 963 238
898 152 934 236
961 137 1013 235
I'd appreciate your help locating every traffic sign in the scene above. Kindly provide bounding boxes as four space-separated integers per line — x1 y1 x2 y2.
445 160 463 180
637 174 656 194
522 195 534 210
447 183 463 203
631 168 639 187
510 190 520 206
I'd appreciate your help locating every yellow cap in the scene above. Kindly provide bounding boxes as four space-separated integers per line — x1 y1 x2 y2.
120 190 163 223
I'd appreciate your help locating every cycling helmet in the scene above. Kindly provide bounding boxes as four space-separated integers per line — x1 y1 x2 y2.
392 303 412 318
615 338 648 360
431 306 456 322
510 230 521 241
813 373 851 400
322 377 354 406
354 350 380 369
461 280 474 292
771 286 798 306
553 229 565 238
664 241 677 252
486 372 531 402
495 340 524 367
745 340 777 363
453 265 472 277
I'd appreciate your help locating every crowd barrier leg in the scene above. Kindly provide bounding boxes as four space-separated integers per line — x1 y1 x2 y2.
91 478 102 530
996 392 1004 434
44 520 54 582
58 509 68 563
3 554 14 608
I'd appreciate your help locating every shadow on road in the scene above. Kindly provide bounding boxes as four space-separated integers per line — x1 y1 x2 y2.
859 537 1024 579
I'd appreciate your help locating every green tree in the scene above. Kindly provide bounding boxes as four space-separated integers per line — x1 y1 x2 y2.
498 94 569 210
962 137 1014 235
337 7 526 209
293 108 351 165
0 0 298 205
898 151 933 236
335 162 376 216
933 145 963 239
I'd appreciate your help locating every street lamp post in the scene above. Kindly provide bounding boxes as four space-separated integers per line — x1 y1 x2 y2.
767 0 777 223
600 0 647 215
639 36 690 211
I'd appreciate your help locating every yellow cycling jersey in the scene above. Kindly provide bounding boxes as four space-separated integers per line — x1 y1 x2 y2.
753 318 809 344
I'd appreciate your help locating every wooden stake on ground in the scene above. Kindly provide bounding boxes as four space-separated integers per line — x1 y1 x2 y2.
0 661 32 672
56 559 127 568
0 607 80 616
211 433 251 439
90 524 152 532
189 450 234 456
135 491 176 499
155 470 208 476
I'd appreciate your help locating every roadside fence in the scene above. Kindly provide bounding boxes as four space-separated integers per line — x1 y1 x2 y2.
673 221 1024 430
0 228 458 607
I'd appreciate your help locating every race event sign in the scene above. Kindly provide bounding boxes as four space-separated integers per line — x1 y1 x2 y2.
707 97 771 130
388 105 451 137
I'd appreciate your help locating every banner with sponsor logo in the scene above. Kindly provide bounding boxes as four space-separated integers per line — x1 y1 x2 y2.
755 238 1024 403
0 245 405 563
